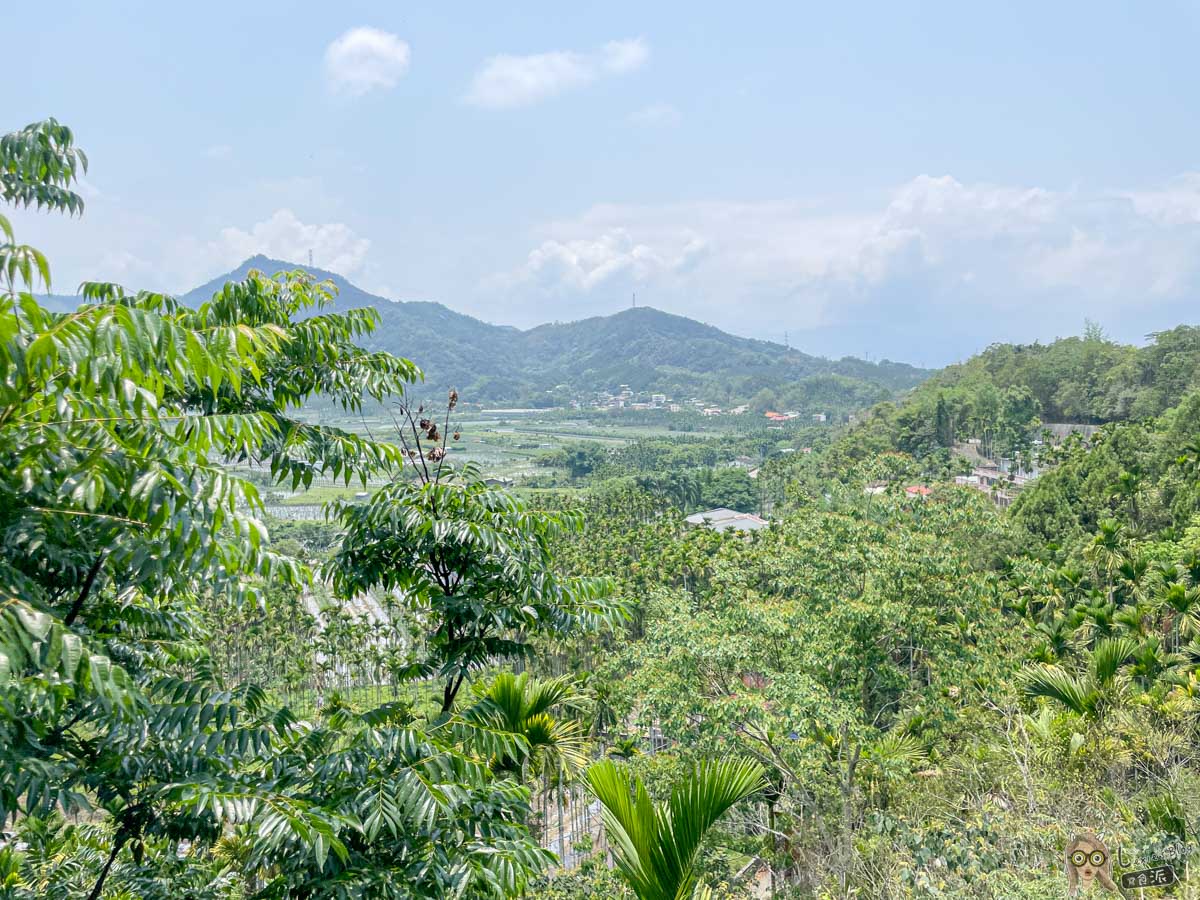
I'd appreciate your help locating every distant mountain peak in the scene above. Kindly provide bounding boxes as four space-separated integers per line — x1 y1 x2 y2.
176 260 931 408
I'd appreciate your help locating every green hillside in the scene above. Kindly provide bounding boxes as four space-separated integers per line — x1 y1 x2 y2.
829 325 1200 464
180 256 930 410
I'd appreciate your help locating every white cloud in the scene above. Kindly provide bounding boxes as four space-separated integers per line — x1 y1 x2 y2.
883 175 1058 237
213 209 371 276
324 27 411 97
488 172 1200 349
503 228 706 292
1123 174 1200 225
465 37 649 109
629 103 681 126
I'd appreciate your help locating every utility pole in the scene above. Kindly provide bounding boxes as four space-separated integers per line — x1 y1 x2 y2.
632 292 636 308
308 249 313 268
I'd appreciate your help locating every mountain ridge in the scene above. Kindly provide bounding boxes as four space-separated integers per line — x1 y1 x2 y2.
184 255 916 367
61 255 934 409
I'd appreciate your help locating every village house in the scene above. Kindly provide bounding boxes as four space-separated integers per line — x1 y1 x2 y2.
725 455 757 469
684 508 770 533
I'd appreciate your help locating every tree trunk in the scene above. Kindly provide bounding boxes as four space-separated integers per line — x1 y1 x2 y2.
769 801 778 895
839 728 861 897
558 784 566 859
86 830 127 900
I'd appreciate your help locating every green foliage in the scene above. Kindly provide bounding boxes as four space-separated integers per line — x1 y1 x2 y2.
697 468 757 513
1010 395 1200 541
0 118 562 900
463 672 588 777
328 459 623 712
837 327 1200 468
558 442 609 481
225 702 553 898
0 118 87 216
0 245 417 851
533 316 1200 895
0 813 241 899
587 758 765 900
1022 665 1102 717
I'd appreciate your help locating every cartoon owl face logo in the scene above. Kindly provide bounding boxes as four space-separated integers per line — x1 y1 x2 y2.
1066 833 1118 894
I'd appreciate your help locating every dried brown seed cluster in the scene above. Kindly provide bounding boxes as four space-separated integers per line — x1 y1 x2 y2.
417 417 440 442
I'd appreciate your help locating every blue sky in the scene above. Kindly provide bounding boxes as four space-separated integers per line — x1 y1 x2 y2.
6 1 1200 365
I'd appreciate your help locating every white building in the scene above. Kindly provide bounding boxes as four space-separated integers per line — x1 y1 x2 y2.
685 508 770 533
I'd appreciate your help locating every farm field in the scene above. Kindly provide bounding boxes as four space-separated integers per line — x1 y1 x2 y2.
259 407 758 509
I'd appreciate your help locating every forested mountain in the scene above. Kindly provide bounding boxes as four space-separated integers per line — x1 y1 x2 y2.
181 256 930 409
829 326 1200 464
919 324 1200 423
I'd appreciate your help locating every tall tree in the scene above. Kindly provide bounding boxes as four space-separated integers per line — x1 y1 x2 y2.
0 119 557 898
934 392 953 448
328 403 622 713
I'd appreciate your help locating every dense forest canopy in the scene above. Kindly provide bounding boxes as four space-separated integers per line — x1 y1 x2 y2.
935 325 1200 424
809 325 1200 474
4 117 1200 900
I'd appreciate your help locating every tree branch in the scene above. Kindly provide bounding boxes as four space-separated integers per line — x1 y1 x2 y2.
85 828 127 900
63 553 104 627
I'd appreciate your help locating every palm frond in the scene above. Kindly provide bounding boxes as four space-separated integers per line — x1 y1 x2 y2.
1091 636 1139 685
1022 665 1100 717
588 757 765 900
869 732 929 767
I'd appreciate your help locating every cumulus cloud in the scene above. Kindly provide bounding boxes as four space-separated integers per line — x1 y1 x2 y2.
465 37 649 109
489 173 1200 356
503 228 707 292
498 200 891 319
324 27 411 97
214 209 371 276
